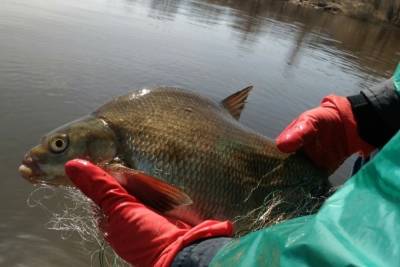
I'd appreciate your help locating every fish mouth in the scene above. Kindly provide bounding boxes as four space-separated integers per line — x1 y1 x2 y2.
19 153 73 186
18 154 45 183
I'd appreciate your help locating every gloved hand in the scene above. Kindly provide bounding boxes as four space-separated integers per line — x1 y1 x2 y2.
65 159 233 267
276 95 375 171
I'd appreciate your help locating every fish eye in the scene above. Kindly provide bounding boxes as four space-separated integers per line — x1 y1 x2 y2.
49 134 69 153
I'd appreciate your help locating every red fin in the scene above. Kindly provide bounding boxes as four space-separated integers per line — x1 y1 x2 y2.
103 164 193 213
221 85 253 120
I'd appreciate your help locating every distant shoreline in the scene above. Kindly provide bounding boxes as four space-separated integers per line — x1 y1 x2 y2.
289 0 400 26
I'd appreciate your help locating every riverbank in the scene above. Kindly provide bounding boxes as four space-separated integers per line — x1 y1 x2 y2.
289 0 400 26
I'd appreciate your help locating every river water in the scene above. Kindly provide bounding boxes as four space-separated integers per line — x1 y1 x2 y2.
1 0 399 266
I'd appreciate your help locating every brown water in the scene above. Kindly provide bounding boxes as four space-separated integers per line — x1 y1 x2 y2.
1 0 399 265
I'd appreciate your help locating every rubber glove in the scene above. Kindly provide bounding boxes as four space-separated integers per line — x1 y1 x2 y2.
276 95 375 171
64 159 233 267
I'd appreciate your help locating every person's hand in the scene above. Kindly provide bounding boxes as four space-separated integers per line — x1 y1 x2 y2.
64 159 233 267
276 95 375 171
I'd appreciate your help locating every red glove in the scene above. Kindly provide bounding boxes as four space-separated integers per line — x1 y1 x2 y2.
65 159 233 267
276 95 375 171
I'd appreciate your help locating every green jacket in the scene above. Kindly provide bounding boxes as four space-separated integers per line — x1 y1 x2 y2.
395 64 400 90
211 64 400 267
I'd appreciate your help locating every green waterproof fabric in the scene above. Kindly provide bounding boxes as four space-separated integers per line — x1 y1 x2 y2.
210 131 400 267
394 63 400 91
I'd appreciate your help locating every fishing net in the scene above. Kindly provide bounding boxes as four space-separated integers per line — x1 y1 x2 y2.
233 182 335 236
26 181 334 265
27 184 129 267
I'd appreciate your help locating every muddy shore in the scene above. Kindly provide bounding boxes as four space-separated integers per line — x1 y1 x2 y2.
289 0 400 26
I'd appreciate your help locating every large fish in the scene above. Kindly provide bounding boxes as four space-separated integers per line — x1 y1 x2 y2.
19 87 330 231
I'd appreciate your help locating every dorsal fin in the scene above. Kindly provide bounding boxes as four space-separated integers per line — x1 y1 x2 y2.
221 86 253 120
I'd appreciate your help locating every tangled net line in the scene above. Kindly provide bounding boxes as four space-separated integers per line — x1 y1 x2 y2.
26 181 334 266
27 184 129 267
233 183 336 237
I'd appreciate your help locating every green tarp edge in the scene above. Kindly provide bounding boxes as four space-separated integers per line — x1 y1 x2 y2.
394 63 400 91
211 130 400 266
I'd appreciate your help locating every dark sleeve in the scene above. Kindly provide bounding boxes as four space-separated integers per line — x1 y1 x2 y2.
171 237 232 267
347 78 400 148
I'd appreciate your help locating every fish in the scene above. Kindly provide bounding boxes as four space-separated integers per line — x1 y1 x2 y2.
19 86 331 231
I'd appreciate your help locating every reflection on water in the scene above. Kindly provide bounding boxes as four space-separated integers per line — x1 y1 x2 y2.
1 0 399 266
145 0 399 76
148 0 182 20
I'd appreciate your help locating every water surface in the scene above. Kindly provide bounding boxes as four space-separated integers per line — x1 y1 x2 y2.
1 0 399 265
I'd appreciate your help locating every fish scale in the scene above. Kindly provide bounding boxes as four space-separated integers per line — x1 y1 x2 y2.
20 86 331 233
93 87 331 229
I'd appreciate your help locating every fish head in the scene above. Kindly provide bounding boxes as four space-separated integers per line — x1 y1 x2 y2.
19 116 117 185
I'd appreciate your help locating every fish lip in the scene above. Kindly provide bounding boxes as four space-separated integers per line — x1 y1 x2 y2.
19 154 45 182
19 155 72 186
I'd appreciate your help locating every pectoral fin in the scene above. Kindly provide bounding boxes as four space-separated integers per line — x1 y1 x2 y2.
221 85 253 120
103 164 193 213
